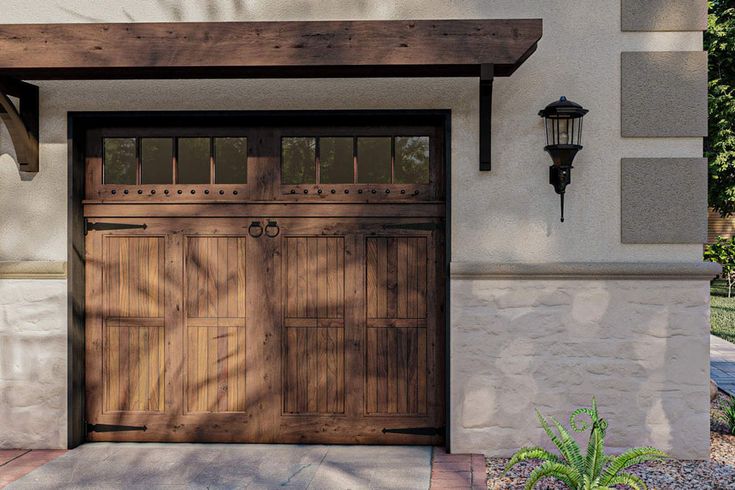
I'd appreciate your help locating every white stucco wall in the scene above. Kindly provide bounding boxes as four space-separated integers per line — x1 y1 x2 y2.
451 278 711 459
0 280 67 449
0 0 710 456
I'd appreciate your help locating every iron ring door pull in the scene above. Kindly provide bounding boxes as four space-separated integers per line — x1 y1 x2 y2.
265 220 280 238
248 221 263 238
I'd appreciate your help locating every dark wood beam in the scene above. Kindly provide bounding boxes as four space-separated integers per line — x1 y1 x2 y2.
0 19 542 79
0 77 38 172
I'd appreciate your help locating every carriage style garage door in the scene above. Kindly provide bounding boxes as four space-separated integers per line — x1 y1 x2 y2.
83 113 446 444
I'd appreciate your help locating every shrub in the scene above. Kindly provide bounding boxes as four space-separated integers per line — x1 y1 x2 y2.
705 236 735 297
505 398 667 490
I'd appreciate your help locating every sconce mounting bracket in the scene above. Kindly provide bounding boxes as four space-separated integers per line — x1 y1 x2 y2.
0 76 39 173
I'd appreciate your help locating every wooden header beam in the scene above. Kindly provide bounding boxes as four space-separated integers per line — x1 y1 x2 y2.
0 19 542 79
0 19 542 173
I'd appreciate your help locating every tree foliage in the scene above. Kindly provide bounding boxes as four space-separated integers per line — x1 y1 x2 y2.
705 236 735 296
707 1 735 215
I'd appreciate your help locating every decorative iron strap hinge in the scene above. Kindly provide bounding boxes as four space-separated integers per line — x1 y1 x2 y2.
86 422 147 433
382 426 444 436
84 219 148 235
382 223 442 231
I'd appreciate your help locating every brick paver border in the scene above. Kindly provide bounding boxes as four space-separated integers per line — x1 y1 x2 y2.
0 449 66 488
430 447 486 489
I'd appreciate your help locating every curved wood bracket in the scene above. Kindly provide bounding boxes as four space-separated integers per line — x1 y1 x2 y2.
0 77 39 173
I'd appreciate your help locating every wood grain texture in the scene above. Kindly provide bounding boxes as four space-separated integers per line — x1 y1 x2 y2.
0 20 542 79
184 236 247 413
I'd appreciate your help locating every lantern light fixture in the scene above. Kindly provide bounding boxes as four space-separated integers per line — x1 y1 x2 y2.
539 96 589 222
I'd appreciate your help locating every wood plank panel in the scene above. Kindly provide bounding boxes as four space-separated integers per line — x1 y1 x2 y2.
366 237 428 319
283 327 345 414
365 327 426 415
101 236 165 413
184 236 247 413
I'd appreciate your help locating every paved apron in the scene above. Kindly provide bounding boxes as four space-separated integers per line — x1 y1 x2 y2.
712 334 735 397
7 444 432 490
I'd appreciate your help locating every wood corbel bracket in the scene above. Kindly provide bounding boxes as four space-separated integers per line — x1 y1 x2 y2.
479 64 494 172
0 76 39 173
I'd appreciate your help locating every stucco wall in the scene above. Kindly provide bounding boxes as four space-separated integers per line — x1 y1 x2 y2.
0 0 704 263
451 278 710 459
0 280 67 449
0 0 710 455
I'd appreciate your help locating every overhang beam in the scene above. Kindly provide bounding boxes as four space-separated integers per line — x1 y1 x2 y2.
0 19 542 173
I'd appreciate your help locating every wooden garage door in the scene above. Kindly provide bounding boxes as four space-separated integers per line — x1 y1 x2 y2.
84 116 445 444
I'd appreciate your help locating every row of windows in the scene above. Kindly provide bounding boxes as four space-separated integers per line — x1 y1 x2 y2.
103 137 247 185
281 136 430 185
102 135 430 186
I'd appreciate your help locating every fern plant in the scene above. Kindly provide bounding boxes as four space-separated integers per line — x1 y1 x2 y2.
505 399 667 490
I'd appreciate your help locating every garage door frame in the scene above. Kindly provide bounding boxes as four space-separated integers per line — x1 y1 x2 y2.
67 109 452 449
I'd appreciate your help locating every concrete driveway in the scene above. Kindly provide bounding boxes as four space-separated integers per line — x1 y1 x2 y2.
6 444 432 489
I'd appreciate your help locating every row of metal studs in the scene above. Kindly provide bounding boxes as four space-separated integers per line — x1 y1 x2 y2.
289 188 420 195
110 189 239 195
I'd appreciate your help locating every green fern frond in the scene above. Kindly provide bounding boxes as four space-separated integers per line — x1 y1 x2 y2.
605 472 648 490
536 410 571 462
585 419 606 480
600 447 667 484
505 446 562 473
550 416 586 474
524 461 580 490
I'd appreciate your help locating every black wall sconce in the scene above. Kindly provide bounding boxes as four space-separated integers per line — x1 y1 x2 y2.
539 97 588 222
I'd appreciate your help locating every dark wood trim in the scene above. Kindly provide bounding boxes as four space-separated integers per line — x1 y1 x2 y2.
67 114 86 448
0 20 542 79
0 76 38 172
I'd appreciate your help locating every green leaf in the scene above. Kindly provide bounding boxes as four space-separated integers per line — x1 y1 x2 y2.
600 447 667 484
505 446 562 473
605 472 648 490
524 461 580 490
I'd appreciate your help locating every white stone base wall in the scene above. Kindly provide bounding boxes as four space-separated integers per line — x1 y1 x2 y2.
0 280 67 449
450 278 711 460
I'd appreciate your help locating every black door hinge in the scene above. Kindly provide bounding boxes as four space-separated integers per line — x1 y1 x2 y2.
382 426 444 436
382 223 442 231
84 219 148 235
87 422 147 433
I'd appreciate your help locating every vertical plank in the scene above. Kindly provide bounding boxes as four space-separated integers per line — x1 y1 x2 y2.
318 238 328 318
336 327 344 413
417 328 427 414
140 326 150 411
197 239 207 319
306 238 318 318
236 325 246 411
106 322 120 412
149 326 160 411
317 327 327 413
376 327 388 413
365 327 377 414
237 238 247 319
284 328 297 413
406 327 418 414
217 326 228 412
186 326 196 413
386 237 398 318
397 238 407 318
197 326 207 411
366 238 378 319
227 238 238 318
207 327 217 412
376 238 387 318
297 238 307 317
297 328 307 413
307 328 318 413
396 327 407 414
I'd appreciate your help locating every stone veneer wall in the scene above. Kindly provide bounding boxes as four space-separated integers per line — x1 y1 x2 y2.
450 278 710 460
0 280 67 448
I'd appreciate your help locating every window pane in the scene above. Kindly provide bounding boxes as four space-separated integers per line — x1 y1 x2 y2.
141 138 173 184
215 137 248 184
103 138 136 184
178 138 211 184
395 136 430 184
357 137 391 184
320 137 353 184
281 137 316 185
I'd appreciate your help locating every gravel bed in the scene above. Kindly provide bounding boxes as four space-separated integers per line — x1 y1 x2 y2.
486 391 735 489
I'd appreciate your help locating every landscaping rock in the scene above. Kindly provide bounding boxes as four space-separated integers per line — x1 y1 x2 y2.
712 378 720 401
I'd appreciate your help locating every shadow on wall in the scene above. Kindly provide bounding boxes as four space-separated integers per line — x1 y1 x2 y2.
454 279 710 459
